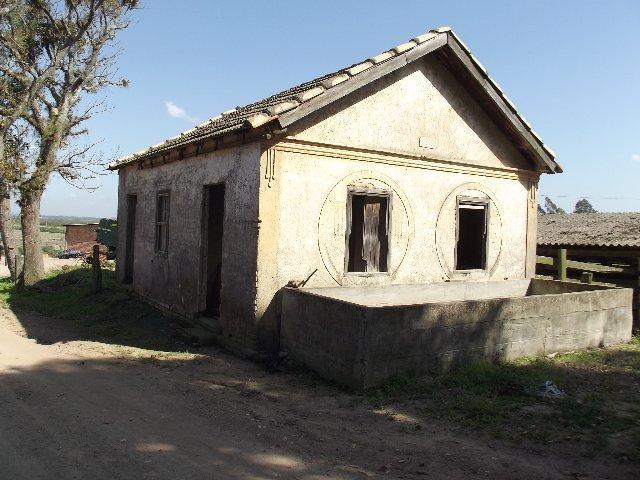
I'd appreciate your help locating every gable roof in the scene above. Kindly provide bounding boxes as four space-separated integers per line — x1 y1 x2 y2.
109 27 560 173
538 213 640 248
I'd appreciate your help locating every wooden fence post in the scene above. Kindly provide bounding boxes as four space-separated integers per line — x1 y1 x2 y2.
92 244 102 293
637 258 640 327
580 272 594 284
557 248 567 281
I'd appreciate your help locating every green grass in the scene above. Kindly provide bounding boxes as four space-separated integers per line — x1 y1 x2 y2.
39 225 66 234
0 266 187 352
373 339 640 460
42 245 62 257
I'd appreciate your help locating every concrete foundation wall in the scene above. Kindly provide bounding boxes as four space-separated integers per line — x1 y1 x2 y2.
281 279 634 390
116 143 262 351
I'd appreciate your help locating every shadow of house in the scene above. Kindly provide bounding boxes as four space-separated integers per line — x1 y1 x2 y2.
1 338 638 479
3 269 190 352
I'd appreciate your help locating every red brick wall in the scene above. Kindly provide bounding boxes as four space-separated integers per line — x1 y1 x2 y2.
65 224 98 254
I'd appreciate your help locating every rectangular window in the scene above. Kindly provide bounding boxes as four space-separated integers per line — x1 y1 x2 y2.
346 191 390 273
455 197 488 270
155 191 170 253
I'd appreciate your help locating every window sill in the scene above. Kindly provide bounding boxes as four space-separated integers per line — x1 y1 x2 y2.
344 272 390 277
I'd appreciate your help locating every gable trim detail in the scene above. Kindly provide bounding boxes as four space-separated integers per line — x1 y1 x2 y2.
273 139 540 182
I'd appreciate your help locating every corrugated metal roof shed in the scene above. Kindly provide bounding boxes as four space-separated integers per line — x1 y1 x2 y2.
538 213 640 248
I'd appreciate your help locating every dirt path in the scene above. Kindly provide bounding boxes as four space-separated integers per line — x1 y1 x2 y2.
0 255 83 278
0 309 636 480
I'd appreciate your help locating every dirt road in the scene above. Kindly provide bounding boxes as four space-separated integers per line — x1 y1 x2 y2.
0 255 82 278
0 309 635 480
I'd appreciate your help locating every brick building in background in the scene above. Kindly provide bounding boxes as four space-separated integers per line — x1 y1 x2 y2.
64 223 99 254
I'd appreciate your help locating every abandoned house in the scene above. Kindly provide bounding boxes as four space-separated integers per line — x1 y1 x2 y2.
64 223 99 254
109 27 632 389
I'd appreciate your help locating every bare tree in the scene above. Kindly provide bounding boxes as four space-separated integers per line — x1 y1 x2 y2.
0 0 137 286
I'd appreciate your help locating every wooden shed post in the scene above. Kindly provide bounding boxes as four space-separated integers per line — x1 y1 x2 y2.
580 272 593 284
557 248 567 281
92 244 102 293
637 257 640 326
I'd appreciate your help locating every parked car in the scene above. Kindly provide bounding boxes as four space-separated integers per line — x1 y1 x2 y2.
58 249 85 259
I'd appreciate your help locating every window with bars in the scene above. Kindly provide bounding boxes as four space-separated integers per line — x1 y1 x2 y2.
155 191 170 253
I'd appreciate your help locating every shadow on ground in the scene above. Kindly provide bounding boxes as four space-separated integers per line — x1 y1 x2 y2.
2 346 639 480
0 267 190 351
1 268 639 479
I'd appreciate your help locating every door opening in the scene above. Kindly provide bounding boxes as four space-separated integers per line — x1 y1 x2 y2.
346 191 390 273
455 198 488 270
203 184 225 316
124 194 137 283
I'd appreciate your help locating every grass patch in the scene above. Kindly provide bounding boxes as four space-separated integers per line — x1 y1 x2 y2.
42 245 62 257
373 340 640 460
0 266 189 352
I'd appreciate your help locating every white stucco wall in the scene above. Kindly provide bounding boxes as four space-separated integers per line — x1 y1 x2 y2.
255 54 539 333
270 151 530 288
288 55 533 171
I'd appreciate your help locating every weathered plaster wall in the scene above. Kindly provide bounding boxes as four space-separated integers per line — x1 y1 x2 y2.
116 142 261 350
265 149 531 289
282 281 634 390
252 54 542 350
288 55 533 172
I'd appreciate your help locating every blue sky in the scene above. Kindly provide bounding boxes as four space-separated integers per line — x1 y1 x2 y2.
40 0 640 217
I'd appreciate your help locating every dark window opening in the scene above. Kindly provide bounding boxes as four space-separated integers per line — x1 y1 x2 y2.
456 199 488 270
346 192 389 273
155 191 170 253
124 194 137 283
203 184 225 317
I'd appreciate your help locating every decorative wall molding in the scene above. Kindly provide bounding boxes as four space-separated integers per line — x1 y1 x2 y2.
274 138 540 182
264 148 277 187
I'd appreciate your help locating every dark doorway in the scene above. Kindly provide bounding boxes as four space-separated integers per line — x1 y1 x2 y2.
456 199 488 270
346 192 390 273
203 184 225 316
124 194 137 283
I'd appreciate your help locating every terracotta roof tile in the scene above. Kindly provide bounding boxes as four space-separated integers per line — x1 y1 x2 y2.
109 26 556 170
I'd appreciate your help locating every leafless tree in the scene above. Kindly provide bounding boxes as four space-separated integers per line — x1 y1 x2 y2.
0 0 137 286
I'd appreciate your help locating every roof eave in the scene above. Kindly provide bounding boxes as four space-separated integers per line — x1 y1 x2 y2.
110 27 562 175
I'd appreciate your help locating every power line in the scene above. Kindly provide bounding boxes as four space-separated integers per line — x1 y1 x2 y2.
539 193 640 202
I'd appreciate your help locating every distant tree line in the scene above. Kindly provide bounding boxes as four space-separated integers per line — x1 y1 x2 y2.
539 197 597 214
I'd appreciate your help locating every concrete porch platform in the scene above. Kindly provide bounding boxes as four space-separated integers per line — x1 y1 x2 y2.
281 279 633 391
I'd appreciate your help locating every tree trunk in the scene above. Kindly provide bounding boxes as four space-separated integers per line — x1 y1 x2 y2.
0 179 17 281
19 189 44 288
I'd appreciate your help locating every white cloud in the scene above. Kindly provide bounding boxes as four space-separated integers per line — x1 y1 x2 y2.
632 154 640 162
164 101 198 123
